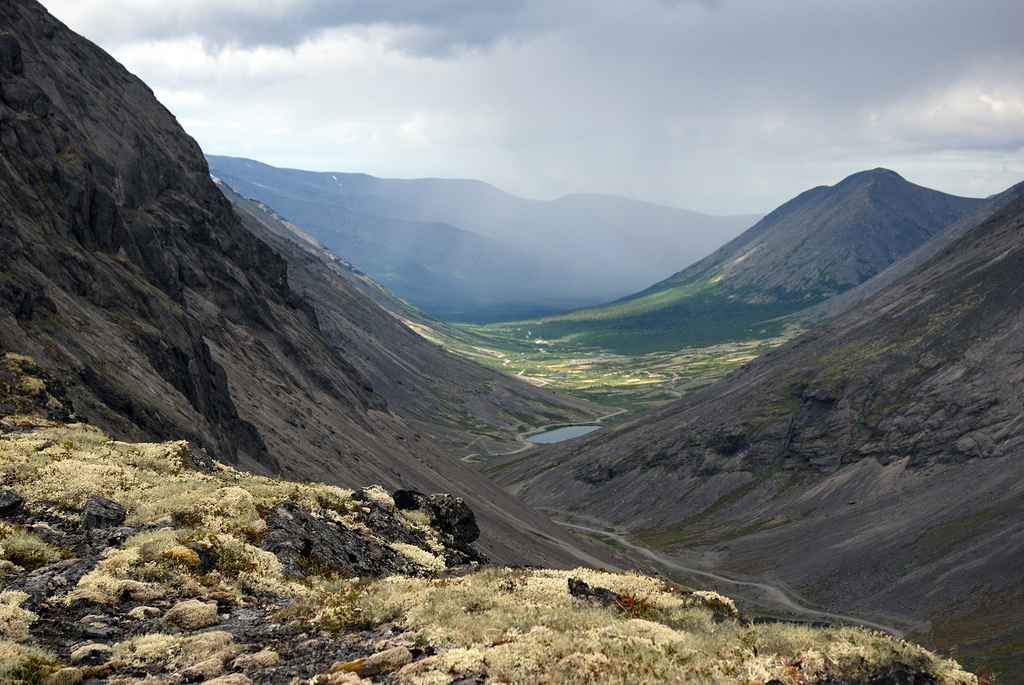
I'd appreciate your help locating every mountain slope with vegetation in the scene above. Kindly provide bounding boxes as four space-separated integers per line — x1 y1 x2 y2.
488 187 1024 676
508 169 984 354
0 0 608 569
207 156 758 321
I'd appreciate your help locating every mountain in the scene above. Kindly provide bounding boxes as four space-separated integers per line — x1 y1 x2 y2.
515 169 985 354
217 181 607 457
0 0 614 569
488 187 1024 675
206 155 758 320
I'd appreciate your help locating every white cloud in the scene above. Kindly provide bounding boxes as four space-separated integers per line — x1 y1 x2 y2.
37 0 1024 214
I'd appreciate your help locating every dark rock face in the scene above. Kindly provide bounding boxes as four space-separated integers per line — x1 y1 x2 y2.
80 495 127 530
0 487 23 515
261 499 414 579
428 493 480 545
814 662 939 684
0 0 613 571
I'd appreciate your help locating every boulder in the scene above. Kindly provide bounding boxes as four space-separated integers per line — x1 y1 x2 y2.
0 487 23 515
164 599 219 630
261 499 411 579
428 494 479 545
80 494 126 529
568 577 621 607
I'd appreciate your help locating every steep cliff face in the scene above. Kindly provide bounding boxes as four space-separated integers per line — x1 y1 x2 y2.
0 0 611 570
490 189 1024 669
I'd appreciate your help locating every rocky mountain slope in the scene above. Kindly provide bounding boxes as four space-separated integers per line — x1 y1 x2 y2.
0 0 610 570
0 412 977 685
217 182 606 458
516 169 986 354
206 156 758 320
488 187 1024 675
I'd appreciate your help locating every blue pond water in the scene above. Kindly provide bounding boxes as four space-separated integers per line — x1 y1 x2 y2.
526 425 601 444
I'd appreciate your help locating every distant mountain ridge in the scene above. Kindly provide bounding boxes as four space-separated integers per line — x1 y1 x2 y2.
217 181 608 458
513 169 986 354
206 155 758 320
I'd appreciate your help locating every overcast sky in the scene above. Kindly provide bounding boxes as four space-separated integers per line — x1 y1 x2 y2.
38 0 1024 215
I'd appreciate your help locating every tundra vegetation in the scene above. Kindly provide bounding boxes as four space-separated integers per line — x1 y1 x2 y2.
411 318 807 416
0 408 978 683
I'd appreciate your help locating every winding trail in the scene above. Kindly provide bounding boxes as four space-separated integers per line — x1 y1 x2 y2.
559 522 904 638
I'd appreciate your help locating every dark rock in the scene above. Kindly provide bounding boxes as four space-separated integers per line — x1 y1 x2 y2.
568 577 621 607
393 489 431 511
186 541 215 571
0 32 23 76
0 487 23 515
428 494 480 545
449 673 487 685
261 500 412 579
180 443 214 472
815 662 939 684
363 506 415 545
80 495 126 530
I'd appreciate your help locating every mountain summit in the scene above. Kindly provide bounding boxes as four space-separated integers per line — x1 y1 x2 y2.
518 169 984 353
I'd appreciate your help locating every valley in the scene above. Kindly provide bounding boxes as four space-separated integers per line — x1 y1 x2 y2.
1 0 1021 682
409 315 808 416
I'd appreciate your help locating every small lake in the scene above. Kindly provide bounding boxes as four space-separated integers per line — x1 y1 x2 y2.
526 425 601 444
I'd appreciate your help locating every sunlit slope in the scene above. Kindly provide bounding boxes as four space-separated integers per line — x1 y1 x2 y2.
513 169 983 354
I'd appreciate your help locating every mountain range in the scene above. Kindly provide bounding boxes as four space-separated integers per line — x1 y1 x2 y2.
206 155 758 321
511 169 988 354
487 184 1024 675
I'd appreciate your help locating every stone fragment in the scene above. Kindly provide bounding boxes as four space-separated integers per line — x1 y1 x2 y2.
182 656 224 682
69 642 113 666
41 667 83 685
0 487 23 515
232 649 279 670
568 577 621 607
358 646 412 677
127 605 161 620
80 494 126 529
428 494 479 545
164 599 219 630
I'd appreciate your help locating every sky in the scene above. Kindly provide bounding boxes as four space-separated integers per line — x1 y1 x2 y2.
38 0 1024 215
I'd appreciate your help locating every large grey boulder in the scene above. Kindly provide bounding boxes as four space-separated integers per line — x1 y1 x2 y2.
80 495 126 530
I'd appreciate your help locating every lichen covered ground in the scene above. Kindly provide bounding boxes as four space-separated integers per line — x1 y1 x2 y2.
0 414 978 684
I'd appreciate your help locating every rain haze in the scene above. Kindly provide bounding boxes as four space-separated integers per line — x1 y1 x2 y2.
38 0 1024 215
